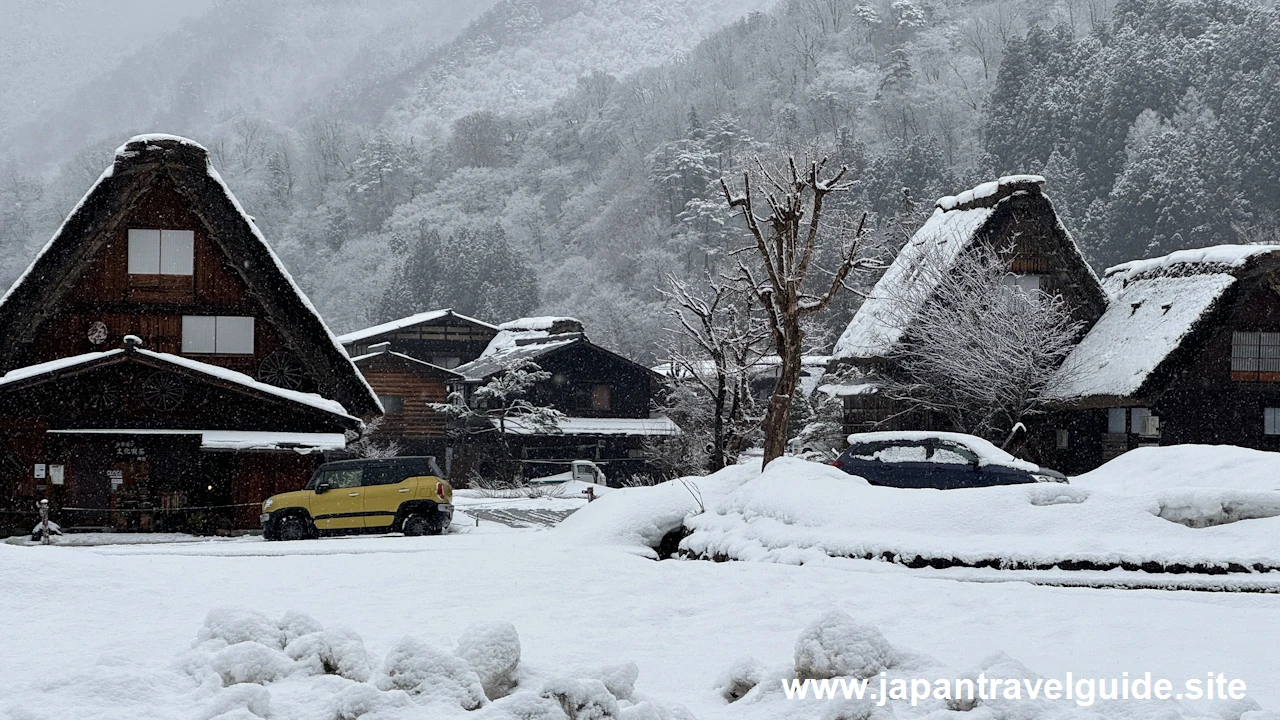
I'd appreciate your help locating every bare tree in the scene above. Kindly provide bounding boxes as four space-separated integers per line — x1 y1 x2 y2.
881 244 1083 444
720 157 871 466
659 272 769 472
345 415 402 459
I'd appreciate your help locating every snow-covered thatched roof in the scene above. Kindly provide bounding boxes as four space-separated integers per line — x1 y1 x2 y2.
834 174 1100 361
0 134 381 418
1049 245 1280 401
453 317 588 381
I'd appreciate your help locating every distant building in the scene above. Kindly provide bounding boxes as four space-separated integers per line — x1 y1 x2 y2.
336 309 497 369
0 135 378 533
829 175 1106 434
449 317 678 482
349 342 462 464
1040 245 1280 472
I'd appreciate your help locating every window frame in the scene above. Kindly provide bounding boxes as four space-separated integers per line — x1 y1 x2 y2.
128 228 195 276
1266 408 1280 436
181 315 256 355
1232 331 1280 381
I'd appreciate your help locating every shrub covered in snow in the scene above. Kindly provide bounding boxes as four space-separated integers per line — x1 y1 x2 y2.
715 657 764 702
794 610 900 680
378 635 487 710
285 627 373 681
196 608 286 650
278 610 324 646
540 677 620 720
457 621 522 699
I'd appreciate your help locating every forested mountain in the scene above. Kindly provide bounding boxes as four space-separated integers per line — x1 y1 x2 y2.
2 0 1277 365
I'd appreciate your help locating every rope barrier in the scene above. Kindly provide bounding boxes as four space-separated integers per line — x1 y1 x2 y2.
56 502 262 513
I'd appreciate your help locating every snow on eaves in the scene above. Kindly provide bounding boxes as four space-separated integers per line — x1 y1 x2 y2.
1048 273 1236 399
833 205 993 360
496 316 577 332
0 347 356 421
335 309 497 345
502 416 682 436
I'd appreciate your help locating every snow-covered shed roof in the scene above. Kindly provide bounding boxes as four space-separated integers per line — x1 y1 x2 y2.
502 416 682 436
0 134 380 418
0 342 360 426
1049 245 1280 401
834 175 1101 361
336 309 497 345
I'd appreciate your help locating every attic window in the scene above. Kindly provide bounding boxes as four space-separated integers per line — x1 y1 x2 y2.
128 229 194 275
182 316 255 354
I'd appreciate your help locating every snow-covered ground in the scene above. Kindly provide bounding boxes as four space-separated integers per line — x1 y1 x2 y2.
4 447 1279 719
3 528 1278 719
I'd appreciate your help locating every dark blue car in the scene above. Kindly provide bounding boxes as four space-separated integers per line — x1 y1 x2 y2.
833 431 1068 489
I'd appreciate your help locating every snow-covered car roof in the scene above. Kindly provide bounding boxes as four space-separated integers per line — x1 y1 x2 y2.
845 430 1039 471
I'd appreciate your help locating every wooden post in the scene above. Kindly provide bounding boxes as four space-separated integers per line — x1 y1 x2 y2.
38 499 50 545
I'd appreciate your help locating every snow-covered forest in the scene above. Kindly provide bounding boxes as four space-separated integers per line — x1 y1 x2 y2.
2 0 1278 363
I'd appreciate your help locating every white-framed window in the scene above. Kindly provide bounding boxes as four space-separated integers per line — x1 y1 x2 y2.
182 316 254 354
1056 429 1070 449
128 229 194 275
1001 273 1045 295
1130 408 1151 434
379 395 405 414
1265 408 1280 436
1231 331 1280 379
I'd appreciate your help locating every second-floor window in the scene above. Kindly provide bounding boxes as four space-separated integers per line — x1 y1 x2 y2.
1231 331 1280 381
128 229 194 275
182 316 254 354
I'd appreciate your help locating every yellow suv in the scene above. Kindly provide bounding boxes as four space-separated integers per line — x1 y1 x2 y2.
261 457 453 541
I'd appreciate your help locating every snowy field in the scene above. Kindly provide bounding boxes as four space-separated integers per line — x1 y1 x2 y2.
4 448 1280 719
2 523 1279 718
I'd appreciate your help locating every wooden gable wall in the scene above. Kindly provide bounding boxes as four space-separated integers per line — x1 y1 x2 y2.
10 176 304 388
529 343 655 418
355 354 453 439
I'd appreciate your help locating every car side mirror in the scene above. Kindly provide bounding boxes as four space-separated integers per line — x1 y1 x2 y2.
315 482 331 494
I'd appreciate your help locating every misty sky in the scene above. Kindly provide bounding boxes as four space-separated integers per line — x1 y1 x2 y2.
0 0 214 135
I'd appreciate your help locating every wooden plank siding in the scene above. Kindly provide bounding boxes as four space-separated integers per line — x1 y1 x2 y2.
354 354 455 439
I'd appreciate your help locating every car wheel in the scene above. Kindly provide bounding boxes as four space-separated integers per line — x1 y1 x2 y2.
403 513 429 537
277 514 309 541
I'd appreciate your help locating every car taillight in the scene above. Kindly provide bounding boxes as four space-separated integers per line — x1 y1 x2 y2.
436 481 445 499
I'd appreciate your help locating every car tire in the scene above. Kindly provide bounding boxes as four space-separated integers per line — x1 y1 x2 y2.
403 513 430 537
276 514 310 541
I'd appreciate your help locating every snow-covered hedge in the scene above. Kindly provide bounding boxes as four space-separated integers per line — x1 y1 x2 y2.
560 447 1280 572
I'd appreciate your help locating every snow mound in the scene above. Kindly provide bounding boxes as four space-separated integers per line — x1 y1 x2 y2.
194 683 272 720
285 627 373 681
794 610 900 680
278 610 324 646
457 621 522 699
330 683 416 720
1073 445 1280 493
378 635 487 710
475 692 569 719
210 641 296 686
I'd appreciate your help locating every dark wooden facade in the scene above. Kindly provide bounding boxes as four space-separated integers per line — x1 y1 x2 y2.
0 135 374 534
1034 255 1280 473
450 332 671 484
